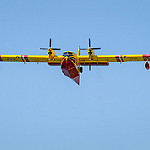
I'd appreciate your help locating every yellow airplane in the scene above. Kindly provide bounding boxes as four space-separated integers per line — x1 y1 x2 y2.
0 38 149 85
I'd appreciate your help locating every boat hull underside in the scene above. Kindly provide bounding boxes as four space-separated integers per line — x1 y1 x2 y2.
61 58 79 85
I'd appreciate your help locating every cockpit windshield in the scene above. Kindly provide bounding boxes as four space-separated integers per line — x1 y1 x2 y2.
63 52 74 57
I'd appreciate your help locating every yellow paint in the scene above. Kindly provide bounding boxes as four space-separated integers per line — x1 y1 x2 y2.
0 52 147 65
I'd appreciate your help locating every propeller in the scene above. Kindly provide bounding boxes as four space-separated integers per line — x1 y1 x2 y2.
39 39 61 60
80 38 101 71
80 38 101 60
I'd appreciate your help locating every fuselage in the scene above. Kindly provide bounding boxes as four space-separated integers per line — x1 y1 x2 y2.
61 51 79 85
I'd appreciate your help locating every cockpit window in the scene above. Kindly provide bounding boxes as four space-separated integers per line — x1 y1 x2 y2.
63 52 73 57
68 52 73 55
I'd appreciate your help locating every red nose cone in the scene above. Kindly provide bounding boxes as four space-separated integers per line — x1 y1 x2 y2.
61 57 79 85
145 61 149 70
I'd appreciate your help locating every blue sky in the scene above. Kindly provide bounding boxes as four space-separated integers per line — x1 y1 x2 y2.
0 0 150 149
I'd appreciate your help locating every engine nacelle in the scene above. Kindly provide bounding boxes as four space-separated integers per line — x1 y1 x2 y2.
145 61 149 70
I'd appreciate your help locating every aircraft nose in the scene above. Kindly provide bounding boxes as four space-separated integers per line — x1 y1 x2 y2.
65 56 68 60
61 56 68 65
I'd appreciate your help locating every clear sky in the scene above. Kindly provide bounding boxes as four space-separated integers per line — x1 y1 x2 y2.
0 0 150 149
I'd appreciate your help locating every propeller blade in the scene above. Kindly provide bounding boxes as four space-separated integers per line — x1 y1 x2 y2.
80 48 101 50
81 39 101 50
49 38 51 47
89 63 91 71
80 48 88 50
52 48 61 50
39 48 48 50
89 38 91 47
92 48 101 50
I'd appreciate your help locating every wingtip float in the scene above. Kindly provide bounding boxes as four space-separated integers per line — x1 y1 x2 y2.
0 38 150 85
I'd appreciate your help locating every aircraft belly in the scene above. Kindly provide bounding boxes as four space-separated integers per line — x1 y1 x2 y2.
61 57 79 85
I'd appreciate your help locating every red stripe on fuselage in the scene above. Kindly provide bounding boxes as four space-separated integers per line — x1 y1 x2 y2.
24 55 30 62
0 55 3 61
121 55 124 62
21 55 24 62
116 55 121 62
115 55 124 62
143 54 150 61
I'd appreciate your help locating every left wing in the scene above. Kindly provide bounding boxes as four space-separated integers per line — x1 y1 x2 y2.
97 54 150 62
78 54 150 65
